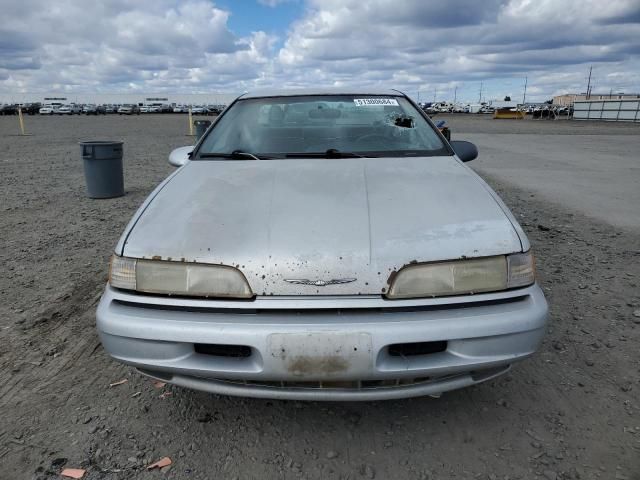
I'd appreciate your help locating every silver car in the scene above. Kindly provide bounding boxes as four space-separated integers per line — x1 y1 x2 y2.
97 89 548 401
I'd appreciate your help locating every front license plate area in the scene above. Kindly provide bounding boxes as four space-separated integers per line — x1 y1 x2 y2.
268 332 372 379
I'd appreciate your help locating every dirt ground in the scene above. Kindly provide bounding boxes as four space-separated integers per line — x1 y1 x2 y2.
1 114 639 480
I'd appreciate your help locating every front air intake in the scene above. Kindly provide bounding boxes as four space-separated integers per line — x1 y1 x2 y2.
194 343 252 358
387 341 447 357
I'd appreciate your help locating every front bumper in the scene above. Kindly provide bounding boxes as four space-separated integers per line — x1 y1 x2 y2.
96 284 548 400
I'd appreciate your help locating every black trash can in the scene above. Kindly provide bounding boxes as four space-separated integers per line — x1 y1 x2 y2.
194 120 211 141
79 141 124 198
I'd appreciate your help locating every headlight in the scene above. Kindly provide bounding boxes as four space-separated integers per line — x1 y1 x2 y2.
109 255 253 299
386 251 535 299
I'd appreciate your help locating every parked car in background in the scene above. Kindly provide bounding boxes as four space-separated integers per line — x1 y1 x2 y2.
478 105 495 114
146 103 172 113
172 105 187 113
139 106 149 113
57 104 81 115
422 104 439 114
206 105 224 115
432 102 453 113
83 104 106 115
452 104 470 113
191 105 206 114
118 104 140 115
39 104 56 115
64 104 81 114
98 88 548 401
20 103 42 115
0 104 18 115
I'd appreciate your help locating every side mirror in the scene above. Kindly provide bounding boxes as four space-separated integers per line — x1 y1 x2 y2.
450 140 478 162
168 146 193 167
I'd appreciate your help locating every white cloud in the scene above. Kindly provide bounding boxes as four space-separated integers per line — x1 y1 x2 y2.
0 0 639 101
275 0 640 100
257 0 296 6
0 0 273 94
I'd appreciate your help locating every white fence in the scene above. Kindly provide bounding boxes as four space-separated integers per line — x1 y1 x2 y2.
573 99 640 122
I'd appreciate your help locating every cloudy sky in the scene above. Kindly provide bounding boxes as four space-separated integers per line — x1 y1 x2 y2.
1 0 639 102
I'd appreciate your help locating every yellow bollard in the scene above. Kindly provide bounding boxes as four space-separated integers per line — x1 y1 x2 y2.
18 106 26 135
188 108 194 136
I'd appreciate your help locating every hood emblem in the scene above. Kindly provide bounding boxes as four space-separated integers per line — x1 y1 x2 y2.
284 278 357 287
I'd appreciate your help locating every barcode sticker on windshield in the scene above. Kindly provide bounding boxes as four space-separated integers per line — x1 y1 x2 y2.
354 98 399 107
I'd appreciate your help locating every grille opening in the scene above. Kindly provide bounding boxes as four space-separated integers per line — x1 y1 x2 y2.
194 343 252 358
387 341 448 357
228 376 442 390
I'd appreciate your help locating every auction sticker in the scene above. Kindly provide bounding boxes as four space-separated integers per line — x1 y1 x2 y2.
354 98 399 107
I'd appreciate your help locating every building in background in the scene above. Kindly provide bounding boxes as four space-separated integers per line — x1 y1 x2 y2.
554 93 640 106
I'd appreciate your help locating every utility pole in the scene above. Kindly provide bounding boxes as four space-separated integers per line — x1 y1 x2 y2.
478 82 483 103
454 86 458 103
433 88 437 103
586 66 592 99
522 76 528 105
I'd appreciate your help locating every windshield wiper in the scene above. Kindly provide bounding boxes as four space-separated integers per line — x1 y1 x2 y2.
285 149 373 159
199 150 263 160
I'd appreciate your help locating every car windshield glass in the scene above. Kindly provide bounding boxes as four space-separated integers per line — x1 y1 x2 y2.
196 95 448 159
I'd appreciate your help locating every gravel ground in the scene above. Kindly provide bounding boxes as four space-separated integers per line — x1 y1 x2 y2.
1 114 639 480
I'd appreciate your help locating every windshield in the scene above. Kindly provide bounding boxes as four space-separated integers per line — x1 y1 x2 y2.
196 95 448 158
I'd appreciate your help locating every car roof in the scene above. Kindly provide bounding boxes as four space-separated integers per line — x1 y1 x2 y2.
240 87 406 99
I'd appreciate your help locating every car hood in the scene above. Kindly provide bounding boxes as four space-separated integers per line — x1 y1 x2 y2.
121 157 523 295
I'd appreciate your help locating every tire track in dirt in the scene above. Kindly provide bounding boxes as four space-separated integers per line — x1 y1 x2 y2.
0 279 104 409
